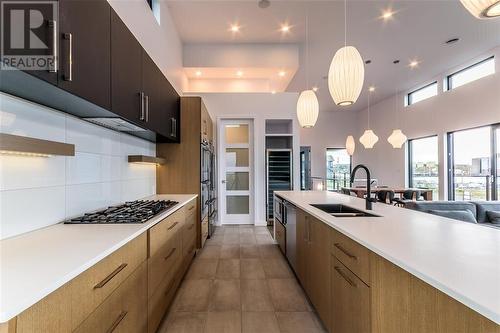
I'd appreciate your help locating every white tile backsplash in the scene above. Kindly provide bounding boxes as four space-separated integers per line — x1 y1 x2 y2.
0 93 157 240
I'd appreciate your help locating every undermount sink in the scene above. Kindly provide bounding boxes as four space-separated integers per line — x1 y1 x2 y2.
310 204 380 218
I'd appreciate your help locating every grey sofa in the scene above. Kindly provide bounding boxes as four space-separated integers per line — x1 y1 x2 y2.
405 201 500 229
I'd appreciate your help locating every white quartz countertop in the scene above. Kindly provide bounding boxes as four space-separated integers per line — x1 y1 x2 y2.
0 194 197 323
275 191 500 325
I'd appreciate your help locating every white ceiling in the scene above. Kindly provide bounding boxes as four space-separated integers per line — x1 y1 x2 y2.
167 0 500 112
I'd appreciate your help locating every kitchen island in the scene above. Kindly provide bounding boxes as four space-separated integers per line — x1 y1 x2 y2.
275 190 500 332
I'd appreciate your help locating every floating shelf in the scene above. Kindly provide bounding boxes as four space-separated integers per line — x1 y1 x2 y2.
0 133 75 157
128 155 166 165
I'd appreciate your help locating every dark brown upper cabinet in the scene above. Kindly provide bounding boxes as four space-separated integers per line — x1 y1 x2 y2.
110 10 143 124
58 0 111 110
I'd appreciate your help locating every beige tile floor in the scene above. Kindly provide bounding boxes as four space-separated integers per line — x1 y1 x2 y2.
158 225 327 333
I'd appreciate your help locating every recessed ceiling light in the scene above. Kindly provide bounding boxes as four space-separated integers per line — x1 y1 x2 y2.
409 60 419 68
278 71 286 77
195 70 202 76
312 86 319 92
365 60 372 64
393 60 400 64
369 86 375 92
236 70 243 77
381 9 395 20
230 24 240 33
280 24 291 33
271 90 276 94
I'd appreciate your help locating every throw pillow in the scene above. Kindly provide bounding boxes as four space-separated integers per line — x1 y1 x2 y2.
428 210 477 223
486 211 500 225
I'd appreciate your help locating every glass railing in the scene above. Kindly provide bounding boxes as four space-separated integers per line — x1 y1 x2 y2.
453 175 490 201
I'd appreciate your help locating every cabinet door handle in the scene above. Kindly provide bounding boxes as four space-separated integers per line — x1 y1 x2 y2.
164 247 176 260
167 221 179 230
63 33 72 81
139 92 145 120
145 95 149 122
334 243 357 260
171 118 177 138
48 20 57 73
106 310 128 333
94 263 127 289
188 206 195 211
334 266 357 288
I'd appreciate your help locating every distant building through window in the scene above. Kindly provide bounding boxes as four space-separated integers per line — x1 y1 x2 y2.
408 136 439 199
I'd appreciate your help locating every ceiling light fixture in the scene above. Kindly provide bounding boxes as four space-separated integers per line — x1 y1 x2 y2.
381 9 395 20
271 90 276 94
312 86 319 92
280 24 290 33
459 0 500 18
359 89 378 149
387 64 407 149
230 24 240 33
0 133 75 157
278 71 286 77
236 70 243 77
409 60 419 68
195 70 202 76
296 8 319 128
346 135 356 156
368 86 375 92
328 0 364 106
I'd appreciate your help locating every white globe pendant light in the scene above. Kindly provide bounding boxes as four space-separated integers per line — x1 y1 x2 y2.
359 88 378 149
328 0 364 106
328 46 365 106
360 130 379 149
297 8 319 128
297 90 319 128
387 129 407 148
460 0 500 18
346 135 355 156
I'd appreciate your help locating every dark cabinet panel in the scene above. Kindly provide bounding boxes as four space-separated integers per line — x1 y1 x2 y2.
110 10 143 123
142 53 162 130
58 0 111 109
160 76 180 142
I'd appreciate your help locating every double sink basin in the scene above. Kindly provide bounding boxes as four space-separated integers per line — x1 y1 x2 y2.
311 204 380 218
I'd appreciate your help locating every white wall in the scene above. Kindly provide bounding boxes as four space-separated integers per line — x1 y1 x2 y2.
193 93 300 226
300 109 359 181
0 93 156 240
108 0 187 94
354 46 500 199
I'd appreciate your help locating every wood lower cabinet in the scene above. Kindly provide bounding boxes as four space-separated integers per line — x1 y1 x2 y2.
290 207 500 333
275 220 286 254
9 200 198 333
331 257 370 333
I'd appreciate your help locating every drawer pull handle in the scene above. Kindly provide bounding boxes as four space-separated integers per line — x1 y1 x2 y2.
106 310 128 333
168 222 179 230
334 243 357 260
188 206 195 211
187 223 194 231
94 263 128 289
334 266 357 288
164 247 177 260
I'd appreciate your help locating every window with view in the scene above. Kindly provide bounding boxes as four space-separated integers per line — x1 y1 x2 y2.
446 57 495 91
406 82 438 106
448 125 500 201
408 136 439 199
326 148 351 191
146 0 160 24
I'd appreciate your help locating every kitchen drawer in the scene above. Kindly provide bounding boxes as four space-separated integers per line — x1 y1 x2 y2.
149 208 184 258
148 266 179 333
74 261 147 333
275 221 286 254
71 232 147 329
331 257 370 333
148 233 182 299
331 228 370 285
185 199 196 218
184 212 197 236
201 217 209 247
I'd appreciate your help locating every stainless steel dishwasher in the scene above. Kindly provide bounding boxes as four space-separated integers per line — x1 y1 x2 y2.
284 200 297 272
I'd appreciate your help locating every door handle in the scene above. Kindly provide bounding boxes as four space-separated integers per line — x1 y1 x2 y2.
139 92 145 121
63 33 72 81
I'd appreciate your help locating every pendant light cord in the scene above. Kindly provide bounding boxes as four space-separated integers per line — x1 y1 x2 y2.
368 91 371 129
306 6 309 90
344 0 347 47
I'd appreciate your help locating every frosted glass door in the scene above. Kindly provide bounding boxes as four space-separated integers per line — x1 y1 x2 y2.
220 120 253 224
